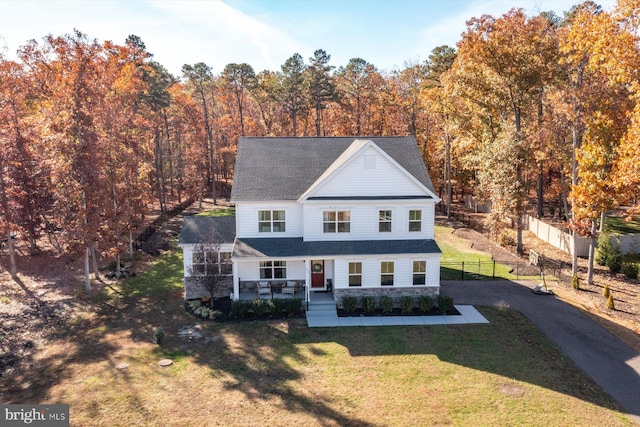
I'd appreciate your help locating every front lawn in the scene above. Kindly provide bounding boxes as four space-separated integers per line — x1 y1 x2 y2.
1 245 633 426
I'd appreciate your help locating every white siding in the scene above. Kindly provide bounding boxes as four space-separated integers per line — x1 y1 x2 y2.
333 254 441 289
302 201 436 241
235 259 306 281
180 243 234 278
235 201 303 238
312 146 426 198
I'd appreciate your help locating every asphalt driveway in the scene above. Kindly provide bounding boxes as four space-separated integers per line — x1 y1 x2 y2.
441 280 640 424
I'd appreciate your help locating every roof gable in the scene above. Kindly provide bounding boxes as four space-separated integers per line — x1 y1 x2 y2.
230 136 438 202
299 139 435 201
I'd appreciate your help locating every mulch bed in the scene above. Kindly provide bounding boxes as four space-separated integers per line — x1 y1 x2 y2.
186 298 306 322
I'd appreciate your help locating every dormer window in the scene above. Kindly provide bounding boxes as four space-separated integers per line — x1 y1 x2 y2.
258 210 286 232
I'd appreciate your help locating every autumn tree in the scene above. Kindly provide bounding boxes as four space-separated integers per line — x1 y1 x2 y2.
0 56 52 256
451 9 558 253
560 1 638 283
182 62 218 204
335 58 379 136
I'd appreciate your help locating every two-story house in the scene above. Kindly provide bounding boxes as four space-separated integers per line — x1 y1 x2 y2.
180 136 442 304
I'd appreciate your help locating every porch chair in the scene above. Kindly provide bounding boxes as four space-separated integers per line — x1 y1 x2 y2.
257 281 271 298
282 280 297 296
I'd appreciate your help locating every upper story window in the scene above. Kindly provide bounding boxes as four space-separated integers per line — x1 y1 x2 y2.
259 210 285 232
323 210 351 233
381 261 394 286
409 210 422 232
379 210 392 232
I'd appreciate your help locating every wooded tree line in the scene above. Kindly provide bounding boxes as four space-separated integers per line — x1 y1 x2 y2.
1 0 639 288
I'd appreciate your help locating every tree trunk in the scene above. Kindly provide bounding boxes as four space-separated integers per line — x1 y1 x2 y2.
154 126 166 214
587 219 597 285
0 157 17 279
84 246 91 293
599 211 606 233
444 131 452 219
571 125 579 276
91 243 100 280
514 104 523 255
560 169 569 221
537 165 544 218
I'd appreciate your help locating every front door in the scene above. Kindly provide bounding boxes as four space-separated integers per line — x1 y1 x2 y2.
311 260 325 289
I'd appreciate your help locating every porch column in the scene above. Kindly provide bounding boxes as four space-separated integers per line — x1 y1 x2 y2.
305 259 311 302
232 260 239 301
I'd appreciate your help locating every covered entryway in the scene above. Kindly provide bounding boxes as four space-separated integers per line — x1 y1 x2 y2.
311 259 325 290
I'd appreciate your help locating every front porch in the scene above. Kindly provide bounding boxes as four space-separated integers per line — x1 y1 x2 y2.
236 280 309 302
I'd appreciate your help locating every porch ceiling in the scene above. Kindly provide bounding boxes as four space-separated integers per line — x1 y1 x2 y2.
233 237 441 259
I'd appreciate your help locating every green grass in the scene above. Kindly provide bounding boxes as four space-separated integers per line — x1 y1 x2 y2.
196 207 235 217
604 215 640 235
112 239 184 299
5 241 633 426
435 224 528 280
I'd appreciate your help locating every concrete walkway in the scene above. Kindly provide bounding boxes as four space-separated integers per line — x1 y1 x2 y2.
306 304 489 327
441 280 640 425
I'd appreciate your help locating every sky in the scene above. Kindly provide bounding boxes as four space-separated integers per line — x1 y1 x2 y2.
0 0 617 77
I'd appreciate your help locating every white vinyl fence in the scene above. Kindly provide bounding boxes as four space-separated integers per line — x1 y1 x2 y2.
525 215 640 257
524 215 590 257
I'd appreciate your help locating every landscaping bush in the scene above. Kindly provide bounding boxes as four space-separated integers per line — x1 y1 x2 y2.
437 294 454 313
284 298 302 315
571 274 580 290
251 299 267 316
595 233 612 266
268 298 285 315
418 295 434 313
154 326 165 346
498 230 516 247
606 243 623 274
361 296 376 314
380 296 394 313
400 296 415 314
187 300 222 320
602 284 610 298
231 300 249 318
342 296 358 314
606 293 615 310
621 262 639 280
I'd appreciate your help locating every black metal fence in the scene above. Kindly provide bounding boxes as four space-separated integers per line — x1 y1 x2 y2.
440 256 565 281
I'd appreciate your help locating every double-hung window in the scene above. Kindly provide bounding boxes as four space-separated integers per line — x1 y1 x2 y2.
409 210 422 232
323 210 350 233
413 260 426 285
258 210 285 232
379 210 392 232
381 261 394 286
260 261 287 279
192 249 232 276
348 262 362 287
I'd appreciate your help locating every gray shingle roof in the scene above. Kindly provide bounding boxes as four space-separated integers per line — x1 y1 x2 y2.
178 216 236 245
230 136 436 201
233 237 441 258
